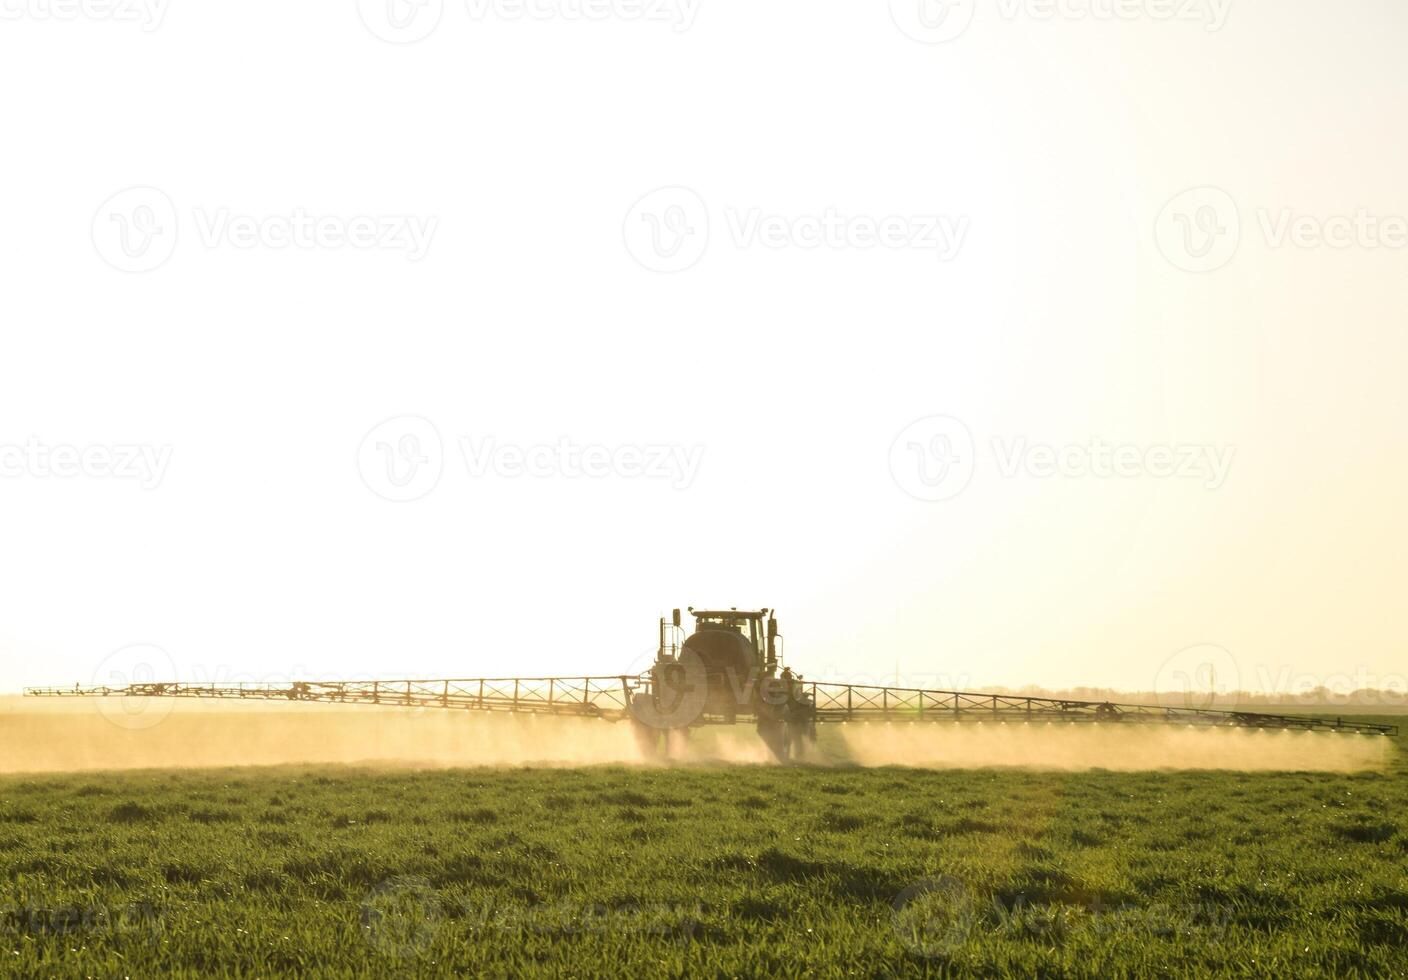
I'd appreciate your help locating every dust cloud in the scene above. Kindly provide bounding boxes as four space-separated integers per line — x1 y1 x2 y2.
831 721 1393 772
0 698 1393 774
0 697 775 773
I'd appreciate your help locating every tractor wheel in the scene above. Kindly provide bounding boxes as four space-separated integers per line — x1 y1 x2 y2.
632 719 662 759
756 716 788 761
784 719 817 762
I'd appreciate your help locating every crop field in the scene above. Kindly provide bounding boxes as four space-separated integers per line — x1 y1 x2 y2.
2 720 1406 978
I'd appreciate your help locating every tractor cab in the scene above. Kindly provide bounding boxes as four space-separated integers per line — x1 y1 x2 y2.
688 609 770 668
656 607 781 676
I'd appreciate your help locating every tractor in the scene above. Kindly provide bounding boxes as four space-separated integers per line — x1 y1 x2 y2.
630 607 817 760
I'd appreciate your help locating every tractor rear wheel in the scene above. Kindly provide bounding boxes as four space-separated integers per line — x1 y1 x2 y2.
784 718 817 761
632 719 662 759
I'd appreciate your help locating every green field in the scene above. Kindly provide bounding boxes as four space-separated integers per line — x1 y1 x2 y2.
2 723 1406 978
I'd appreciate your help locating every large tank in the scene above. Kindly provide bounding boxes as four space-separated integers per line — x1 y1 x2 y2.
680 624 759 721
680 627 755 677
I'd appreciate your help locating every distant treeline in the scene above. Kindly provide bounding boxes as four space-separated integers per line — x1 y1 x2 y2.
985 686 1408 708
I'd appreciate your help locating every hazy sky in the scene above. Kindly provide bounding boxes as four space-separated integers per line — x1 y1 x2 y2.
2 1 1405 699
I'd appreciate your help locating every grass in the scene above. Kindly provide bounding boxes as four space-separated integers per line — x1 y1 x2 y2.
1 722 1406 977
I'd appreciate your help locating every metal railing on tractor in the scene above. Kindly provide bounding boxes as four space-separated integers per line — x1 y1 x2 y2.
23 678 1398 737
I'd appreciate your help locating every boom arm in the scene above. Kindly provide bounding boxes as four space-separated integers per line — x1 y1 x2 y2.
24 677 642 720
23 678 1398 736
